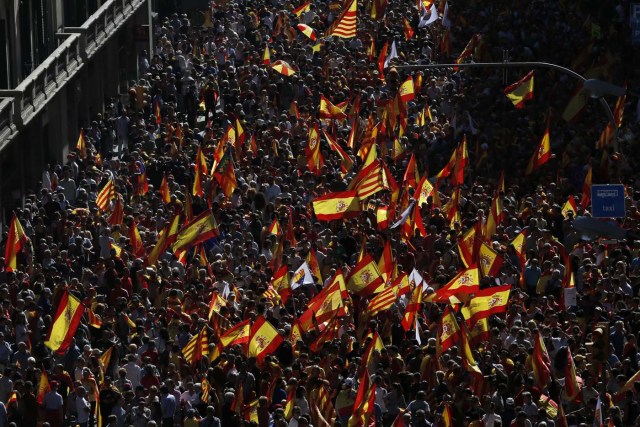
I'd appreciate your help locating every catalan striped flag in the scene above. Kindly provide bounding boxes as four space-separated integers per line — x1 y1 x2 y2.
96 178 115 212
182 327 209 364
325 0 357 38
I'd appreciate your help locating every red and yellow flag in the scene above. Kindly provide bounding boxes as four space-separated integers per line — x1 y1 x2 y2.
398 76 415 103
298 271 347 331
564 347 581 401
401 284 422 331
325 0 357 38
4 213 28 273
348 368 376 427
478 242 504 277
580 166 592 210
76 128 87 159
44 290 85 354
129 221 145 258
532 330 552 390
347 253 385 296
312 190 361 221
424 267 479 303
212 148 237 197
306 122 324 175
526 125 551 175
96 179 115 212
504 70 534 109
248 316 284 363
366 285 397 317
460 285 511 324
271 60 296 76
172 211 219 253
403 18 415 40
439 306 461 353
159 174 171 204
292 2 311 16
36 370 50 404
182 326 209 364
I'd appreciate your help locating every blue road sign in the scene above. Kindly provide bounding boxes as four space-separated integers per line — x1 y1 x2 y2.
591 184 626 218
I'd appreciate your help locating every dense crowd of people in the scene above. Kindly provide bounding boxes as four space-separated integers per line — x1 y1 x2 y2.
2 0 640 426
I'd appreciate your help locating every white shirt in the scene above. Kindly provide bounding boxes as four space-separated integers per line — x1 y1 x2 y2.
482 413 502 427
124 362 142 388
76 396 91 423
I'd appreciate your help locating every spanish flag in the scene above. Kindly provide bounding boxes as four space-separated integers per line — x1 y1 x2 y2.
192 161 204 197
526 125 551 175
580 166 592 210
401 284 422 331
460 285 511 325
532 330 552 389
403 154 420 189
248 316 283 363
312 190 361 221
347 253 384 296
478 242 504 277
292 2 311 16
235 116 246 149
129 221 145 258
267 218 282 236
398 76 415 103
423 267 479 303
504 70 534 109
564 347 581 401
212 148 237 197
36 370 50 404
271 60 296 76
561 196 578 219
76 128 87 159
172 210 219 253
298 272 346 331
377 240 393 283
306 249 322 283
457 226 476 268
159 174 171 204
210 319 251 360
271 265 291 303
323 130 354 173
306 122 324 175
403 18 414 40
207 291 227 321
438 306 461 353
44 290 85 354
147 214 180 267
4 213 28 273
319 95 347 120
154 98 161 125
182 327 209 364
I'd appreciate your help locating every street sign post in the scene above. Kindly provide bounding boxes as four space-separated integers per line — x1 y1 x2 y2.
591 184 626 218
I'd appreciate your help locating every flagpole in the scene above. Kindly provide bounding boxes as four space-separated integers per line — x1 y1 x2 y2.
389 61 620 152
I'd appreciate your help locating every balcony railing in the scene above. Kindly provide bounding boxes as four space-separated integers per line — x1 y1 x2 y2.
0 0 147 153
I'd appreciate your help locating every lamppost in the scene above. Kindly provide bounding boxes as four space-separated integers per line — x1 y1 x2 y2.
390 61 625 151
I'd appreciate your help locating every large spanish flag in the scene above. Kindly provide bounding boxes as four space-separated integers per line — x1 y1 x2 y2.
4 213 28 272
312 190 361 221
172 210 219 252
398 76 415 103
44 290 85 354
248 316 283 363
461 285 511 324
504 70 534 109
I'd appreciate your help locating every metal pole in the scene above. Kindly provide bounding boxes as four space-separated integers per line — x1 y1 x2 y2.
391 61 619 151
148 0 153 57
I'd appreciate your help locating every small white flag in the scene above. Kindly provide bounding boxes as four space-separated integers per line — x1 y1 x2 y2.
384 40 398 69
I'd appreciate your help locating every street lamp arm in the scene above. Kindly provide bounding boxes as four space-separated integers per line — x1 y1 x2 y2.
389 61 587 83
391 61 620 151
